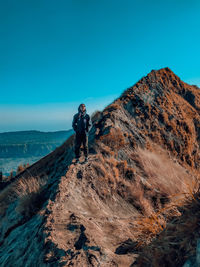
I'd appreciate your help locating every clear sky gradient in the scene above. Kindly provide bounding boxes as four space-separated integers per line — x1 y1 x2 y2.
0 0 200 132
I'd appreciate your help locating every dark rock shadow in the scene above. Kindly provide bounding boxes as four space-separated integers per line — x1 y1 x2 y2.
115 239 139 255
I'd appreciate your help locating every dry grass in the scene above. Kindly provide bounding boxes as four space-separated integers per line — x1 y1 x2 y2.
116 160 136 181
16 163 29 175
128 146 198 238
89 155 153 214
118 147 200 266
92 162 107 178
89 145 200 258
90 144 197 218
99 127 126 153
96 142 115 157
132 146 195 198
17 164 25 174
133 201 183 247
89 141 199 266
90 142 200 266
0 176 47 217
135 183 200 267
15 176 47 217
103 102 121 114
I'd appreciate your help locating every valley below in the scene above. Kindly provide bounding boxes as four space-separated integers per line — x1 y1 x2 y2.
0 130 73 175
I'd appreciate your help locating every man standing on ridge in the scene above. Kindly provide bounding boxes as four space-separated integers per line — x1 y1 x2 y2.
72 104 91 163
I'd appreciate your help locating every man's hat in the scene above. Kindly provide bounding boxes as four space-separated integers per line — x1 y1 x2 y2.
78 103 86 111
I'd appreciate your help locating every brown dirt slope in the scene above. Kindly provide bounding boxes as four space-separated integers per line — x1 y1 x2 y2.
0 67 199 267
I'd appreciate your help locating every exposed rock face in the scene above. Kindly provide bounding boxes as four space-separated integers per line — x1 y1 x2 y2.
0 68 199 266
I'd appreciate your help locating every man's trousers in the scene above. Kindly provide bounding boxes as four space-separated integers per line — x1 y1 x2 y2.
74 132 88 159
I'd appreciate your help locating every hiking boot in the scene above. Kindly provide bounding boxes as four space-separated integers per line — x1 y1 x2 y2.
84 156 88 163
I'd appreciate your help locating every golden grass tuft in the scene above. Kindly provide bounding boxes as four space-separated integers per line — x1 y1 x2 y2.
14 176 47 217
92 162 107 178
103 102 121 113
90 143 197 221
100 127 126 153
136 183 200 267
133 146 195 197
87 140 199 265
0 176 47 217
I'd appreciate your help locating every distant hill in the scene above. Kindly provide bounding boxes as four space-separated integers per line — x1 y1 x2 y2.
0 130 73 145
0 130 73 175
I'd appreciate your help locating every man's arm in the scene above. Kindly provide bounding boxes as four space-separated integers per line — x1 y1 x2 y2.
87 115 92 132
72 114 78 131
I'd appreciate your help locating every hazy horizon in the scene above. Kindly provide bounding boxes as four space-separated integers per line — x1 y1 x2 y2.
0 93 118 132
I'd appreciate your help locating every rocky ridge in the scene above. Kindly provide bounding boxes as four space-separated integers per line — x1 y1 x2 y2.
0 67 199 266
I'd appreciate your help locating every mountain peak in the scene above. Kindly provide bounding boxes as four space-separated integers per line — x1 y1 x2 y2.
150 66 174 74
120 67 200 105
149 67 173 75
147 67 181 82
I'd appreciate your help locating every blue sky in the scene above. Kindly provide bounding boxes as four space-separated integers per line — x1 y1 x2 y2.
0 0 200 132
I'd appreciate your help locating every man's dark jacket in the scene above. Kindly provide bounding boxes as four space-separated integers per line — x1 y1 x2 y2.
72 111 91 134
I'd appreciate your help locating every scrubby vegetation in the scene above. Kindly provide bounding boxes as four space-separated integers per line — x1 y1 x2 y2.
89 139 196 218
16 163 29 175
99 127 127 154
14 176 47 218
135 181 200 266
88 140 199 266
0 175 48 218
